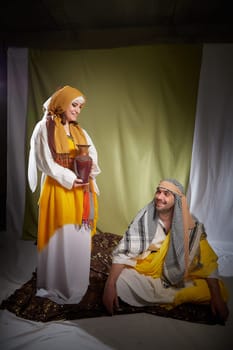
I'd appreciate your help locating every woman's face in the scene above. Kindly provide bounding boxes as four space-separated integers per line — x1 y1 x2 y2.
65 101 84 122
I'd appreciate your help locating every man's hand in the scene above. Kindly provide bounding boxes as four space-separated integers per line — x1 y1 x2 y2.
102 263 125 315
210 293 229 324
207 278 229 324
102 280 119 315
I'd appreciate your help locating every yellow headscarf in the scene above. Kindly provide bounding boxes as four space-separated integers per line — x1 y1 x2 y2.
46 85 88 155
48 85 85 115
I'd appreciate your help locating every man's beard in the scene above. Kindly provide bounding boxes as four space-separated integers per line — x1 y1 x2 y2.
155 203 173 215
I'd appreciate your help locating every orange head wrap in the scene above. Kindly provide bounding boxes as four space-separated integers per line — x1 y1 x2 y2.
48 85 85 116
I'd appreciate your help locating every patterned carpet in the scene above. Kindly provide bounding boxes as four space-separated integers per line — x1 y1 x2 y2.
0 232 221 324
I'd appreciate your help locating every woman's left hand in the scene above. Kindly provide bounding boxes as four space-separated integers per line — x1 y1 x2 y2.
73 178 84 188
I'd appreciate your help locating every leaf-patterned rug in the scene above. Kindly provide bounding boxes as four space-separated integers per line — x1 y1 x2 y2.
0 232 221 325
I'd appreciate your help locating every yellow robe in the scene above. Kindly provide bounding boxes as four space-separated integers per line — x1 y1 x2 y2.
38 137 98 251
134 233 228 306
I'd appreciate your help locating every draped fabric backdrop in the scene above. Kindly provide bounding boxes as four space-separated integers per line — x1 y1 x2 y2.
6 49 28 240
188 44 233 257
23 45 201 238
6 45 233 275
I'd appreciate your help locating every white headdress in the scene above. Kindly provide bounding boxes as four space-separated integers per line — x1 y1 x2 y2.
28 98 51 192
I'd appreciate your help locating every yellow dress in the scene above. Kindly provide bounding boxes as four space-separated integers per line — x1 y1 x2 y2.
36 136 98 304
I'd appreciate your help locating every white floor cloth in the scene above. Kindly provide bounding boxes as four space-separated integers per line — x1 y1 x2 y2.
0 310 112 350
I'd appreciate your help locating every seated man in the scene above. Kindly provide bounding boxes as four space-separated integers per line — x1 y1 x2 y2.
103 178 229 323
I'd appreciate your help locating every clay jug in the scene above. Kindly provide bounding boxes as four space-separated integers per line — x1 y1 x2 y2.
74 145 92 184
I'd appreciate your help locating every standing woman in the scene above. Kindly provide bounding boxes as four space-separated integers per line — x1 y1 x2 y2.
28 85 101 304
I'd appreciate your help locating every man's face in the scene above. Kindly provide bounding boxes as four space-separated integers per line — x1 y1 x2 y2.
155 187 175 213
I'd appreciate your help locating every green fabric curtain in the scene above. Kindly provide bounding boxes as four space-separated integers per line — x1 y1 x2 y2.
23 44 202 239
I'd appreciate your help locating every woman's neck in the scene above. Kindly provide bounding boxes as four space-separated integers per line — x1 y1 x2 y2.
63 122 70 135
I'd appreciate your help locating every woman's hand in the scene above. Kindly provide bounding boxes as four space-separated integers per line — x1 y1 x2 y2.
73 178 84 188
